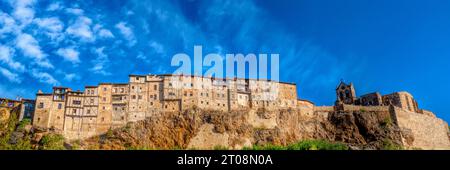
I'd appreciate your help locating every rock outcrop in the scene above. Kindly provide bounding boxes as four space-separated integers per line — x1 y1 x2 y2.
79 106 445 150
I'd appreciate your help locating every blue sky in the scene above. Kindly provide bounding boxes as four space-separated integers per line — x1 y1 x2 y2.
0 0 449 121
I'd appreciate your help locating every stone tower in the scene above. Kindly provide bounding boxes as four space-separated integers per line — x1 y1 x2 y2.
336 81 357 105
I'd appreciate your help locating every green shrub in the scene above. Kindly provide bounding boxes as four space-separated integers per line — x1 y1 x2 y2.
16 119 31 131
381 139 403 150
105 128 114 138
287 140 349 150
245 140 349 150
213 145 229 150
39 134 66 150
244 144 287 150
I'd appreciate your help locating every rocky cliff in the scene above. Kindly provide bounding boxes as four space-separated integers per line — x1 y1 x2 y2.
77 106 438 150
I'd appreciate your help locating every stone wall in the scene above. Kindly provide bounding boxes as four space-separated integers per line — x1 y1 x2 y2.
393 107 450 149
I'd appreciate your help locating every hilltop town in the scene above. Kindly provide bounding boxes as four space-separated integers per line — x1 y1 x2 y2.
1 74 449 149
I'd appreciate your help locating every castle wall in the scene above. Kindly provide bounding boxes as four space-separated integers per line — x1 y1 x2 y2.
393 107 450 149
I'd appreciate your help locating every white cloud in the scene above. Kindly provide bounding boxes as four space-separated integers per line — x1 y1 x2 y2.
90 47 111 75
0 12 18 36
98 29 114 38
34 17 65 40
115 22 136 46
15 33 53 68
11 0 36 25
65 8 84 15
136 52 147 60
0 45 25 72
66 16 94 41
93 24 114 38
63 73 80 82
0 67 22 83
34 17 64 33
31 70 60 85
56 47 81 64
150 41 164 54
46 2 63 11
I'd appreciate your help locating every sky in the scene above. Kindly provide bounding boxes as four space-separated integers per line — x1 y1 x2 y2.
0 0 449 121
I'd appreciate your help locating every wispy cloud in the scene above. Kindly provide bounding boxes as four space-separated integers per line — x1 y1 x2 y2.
0 67 22 83
90 47 111 75
11 0 36 25
115 22 136 46
31 69 60 85
63 73 80 82
65 8 84 16
15 33 53 68
66 16 94 41
93 24 114 39
56 47 81 64
0 45 25 72
46 2 63 11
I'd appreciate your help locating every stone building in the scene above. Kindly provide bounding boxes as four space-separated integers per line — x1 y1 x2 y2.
0 97 35 121
32 74 299 140
335 81 431 115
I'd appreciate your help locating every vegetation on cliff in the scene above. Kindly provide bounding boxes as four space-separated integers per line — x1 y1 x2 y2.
0 107 65 150
244 140 349 150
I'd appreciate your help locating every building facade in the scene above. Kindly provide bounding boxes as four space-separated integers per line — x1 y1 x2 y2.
335 81 426 114
32 74 298 140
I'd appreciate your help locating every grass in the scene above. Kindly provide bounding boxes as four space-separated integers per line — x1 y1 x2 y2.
381 139 403 150
39 134 66 150
244 140 349 150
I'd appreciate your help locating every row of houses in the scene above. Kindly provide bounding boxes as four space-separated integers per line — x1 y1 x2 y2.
32 74 301 139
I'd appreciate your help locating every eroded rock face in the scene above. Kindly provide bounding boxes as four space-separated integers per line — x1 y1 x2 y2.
326 111 403 149
79 108 441 150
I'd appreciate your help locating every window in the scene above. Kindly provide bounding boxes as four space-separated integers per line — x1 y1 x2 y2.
38 102 44 108
103 106 106 110
136 77 140 80
132 86 135 90
73 100 81 105
87 109 91 114
169 83 172 87
103 87 107 91
103 97 106 102
154 85 157 90
73 109 76 114
150 102 153 105
132 95 136 99
138 95 142 99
